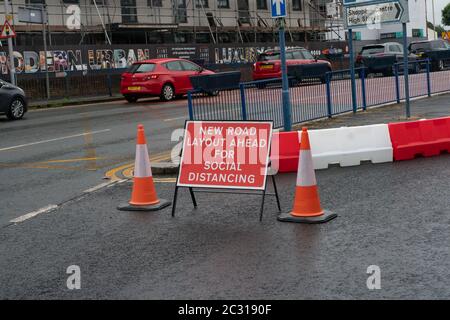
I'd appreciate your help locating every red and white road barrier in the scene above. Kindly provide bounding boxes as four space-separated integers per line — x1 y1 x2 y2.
270 116 450 172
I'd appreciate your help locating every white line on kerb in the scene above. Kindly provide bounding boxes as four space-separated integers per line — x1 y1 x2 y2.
10 204 58 224
0 129 111 152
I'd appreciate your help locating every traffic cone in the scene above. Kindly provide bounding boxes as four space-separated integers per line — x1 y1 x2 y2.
278 127 337 224
118 124 171 211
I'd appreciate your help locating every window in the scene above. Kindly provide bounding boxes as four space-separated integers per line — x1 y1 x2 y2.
176 0 187 23
91 0 107 4
256 0 267 10
165 61 183 71
128 63 156 73
180 61 201 71
293 49 314 60
26 0 46 4
292 0 302 11
147 0 163 7
121 0 137 23
361 46 385 56
195 0 208 8
217 0 229 8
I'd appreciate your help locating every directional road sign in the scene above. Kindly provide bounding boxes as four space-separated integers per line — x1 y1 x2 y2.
344 0 409 28
271 0 286 18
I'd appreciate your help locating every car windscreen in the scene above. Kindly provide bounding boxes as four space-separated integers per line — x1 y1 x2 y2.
258 53 281 61
360 46 385 56
410 42 432 52
128 63 156 73
258 50 314 61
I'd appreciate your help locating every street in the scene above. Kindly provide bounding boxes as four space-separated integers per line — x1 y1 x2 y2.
0 93 450 299
0 97 188 226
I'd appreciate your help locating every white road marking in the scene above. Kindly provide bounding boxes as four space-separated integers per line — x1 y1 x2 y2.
0 129 111 152
164 116 186 122
10 204 58 224
83 179 127 193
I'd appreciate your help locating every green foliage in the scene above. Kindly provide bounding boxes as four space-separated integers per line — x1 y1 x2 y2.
443 3 450 26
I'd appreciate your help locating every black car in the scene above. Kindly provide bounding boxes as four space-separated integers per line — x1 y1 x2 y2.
408 39 450 72
356 42 419 76
0 79 27 120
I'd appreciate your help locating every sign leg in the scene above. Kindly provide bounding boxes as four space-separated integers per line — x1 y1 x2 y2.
272 175 281 212
189 187 197 208
171 186 179 217
259 189 267 222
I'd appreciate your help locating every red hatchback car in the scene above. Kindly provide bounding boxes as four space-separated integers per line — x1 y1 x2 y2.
120 58 215 102
252 47 331 82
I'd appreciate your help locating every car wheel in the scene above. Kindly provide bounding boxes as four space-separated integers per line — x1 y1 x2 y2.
6 98 26 120
160 84 175 101
438 60 444 71
124 95 138 103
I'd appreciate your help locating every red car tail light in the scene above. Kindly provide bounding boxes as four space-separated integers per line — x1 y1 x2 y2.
144 74 159 80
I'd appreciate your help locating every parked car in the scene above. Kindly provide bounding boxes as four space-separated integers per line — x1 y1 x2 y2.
356 42 419 76
0 80 27 120
120 58 215 102
252 47 332 84
408 39 450 72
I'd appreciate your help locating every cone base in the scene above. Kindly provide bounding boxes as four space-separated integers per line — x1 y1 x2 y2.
277 210 337 224
117 198 171 212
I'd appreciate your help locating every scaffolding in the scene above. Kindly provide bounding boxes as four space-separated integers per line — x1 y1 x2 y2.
1 0 345 46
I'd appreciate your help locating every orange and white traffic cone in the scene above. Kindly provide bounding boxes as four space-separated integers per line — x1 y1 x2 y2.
118 124 171 211
278 127 337 224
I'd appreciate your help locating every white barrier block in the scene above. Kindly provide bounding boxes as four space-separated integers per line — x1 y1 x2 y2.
339 124 393 166
306 124 393 170
308 128 342 169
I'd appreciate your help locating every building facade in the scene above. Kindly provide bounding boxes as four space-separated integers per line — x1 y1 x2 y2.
1 0 344 46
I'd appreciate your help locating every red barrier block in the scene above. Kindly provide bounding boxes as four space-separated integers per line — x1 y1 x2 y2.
388 117 450 161
270 131 301 172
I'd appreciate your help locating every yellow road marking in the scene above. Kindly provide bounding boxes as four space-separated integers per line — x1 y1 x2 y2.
153 178 177 183
104 151 172 181
40 157 104 164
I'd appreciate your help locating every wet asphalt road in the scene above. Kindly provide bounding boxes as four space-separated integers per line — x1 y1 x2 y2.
0 93 450 299
0 155 449 299
0 97 189 226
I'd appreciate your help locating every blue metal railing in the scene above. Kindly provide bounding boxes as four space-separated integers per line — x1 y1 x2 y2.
188 58 447 129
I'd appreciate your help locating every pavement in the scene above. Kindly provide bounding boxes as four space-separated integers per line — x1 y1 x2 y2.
1 90 450 299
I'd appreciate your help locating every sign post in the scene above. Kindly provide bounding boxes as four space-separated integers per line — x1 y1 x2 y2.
271 0 292 132
2 0 16 85
344 0 410 117
173 121 280 221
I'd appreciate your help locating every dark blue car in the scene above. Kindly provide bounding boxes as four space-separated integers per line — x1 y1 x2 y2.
0 79 27 120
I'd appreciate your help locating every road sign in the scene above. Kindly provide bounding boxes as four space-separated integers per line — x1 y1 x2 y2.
0 20 16 39
177 121 273 190
344 0 409 28
271 0 286 18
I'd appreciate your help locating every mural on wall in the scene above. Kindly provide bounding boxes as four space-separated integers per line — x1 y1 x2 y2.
0 43 344 76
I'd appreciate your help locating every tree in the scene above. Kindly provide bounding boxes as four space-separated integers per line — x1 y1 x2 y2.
428 21 446 35
443 3 450 27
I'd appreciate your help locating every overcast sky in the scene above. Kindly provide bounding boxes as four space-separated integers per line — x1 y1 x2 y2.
426 0 450 28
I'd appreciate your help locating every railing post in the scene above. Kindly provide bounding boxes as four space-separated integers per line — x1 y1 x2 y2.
348 28 358 114
426 59 431 97
326 72 332 118
187 91 194 120
394 64 400 104
239 83 247 120
360 68 367 111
